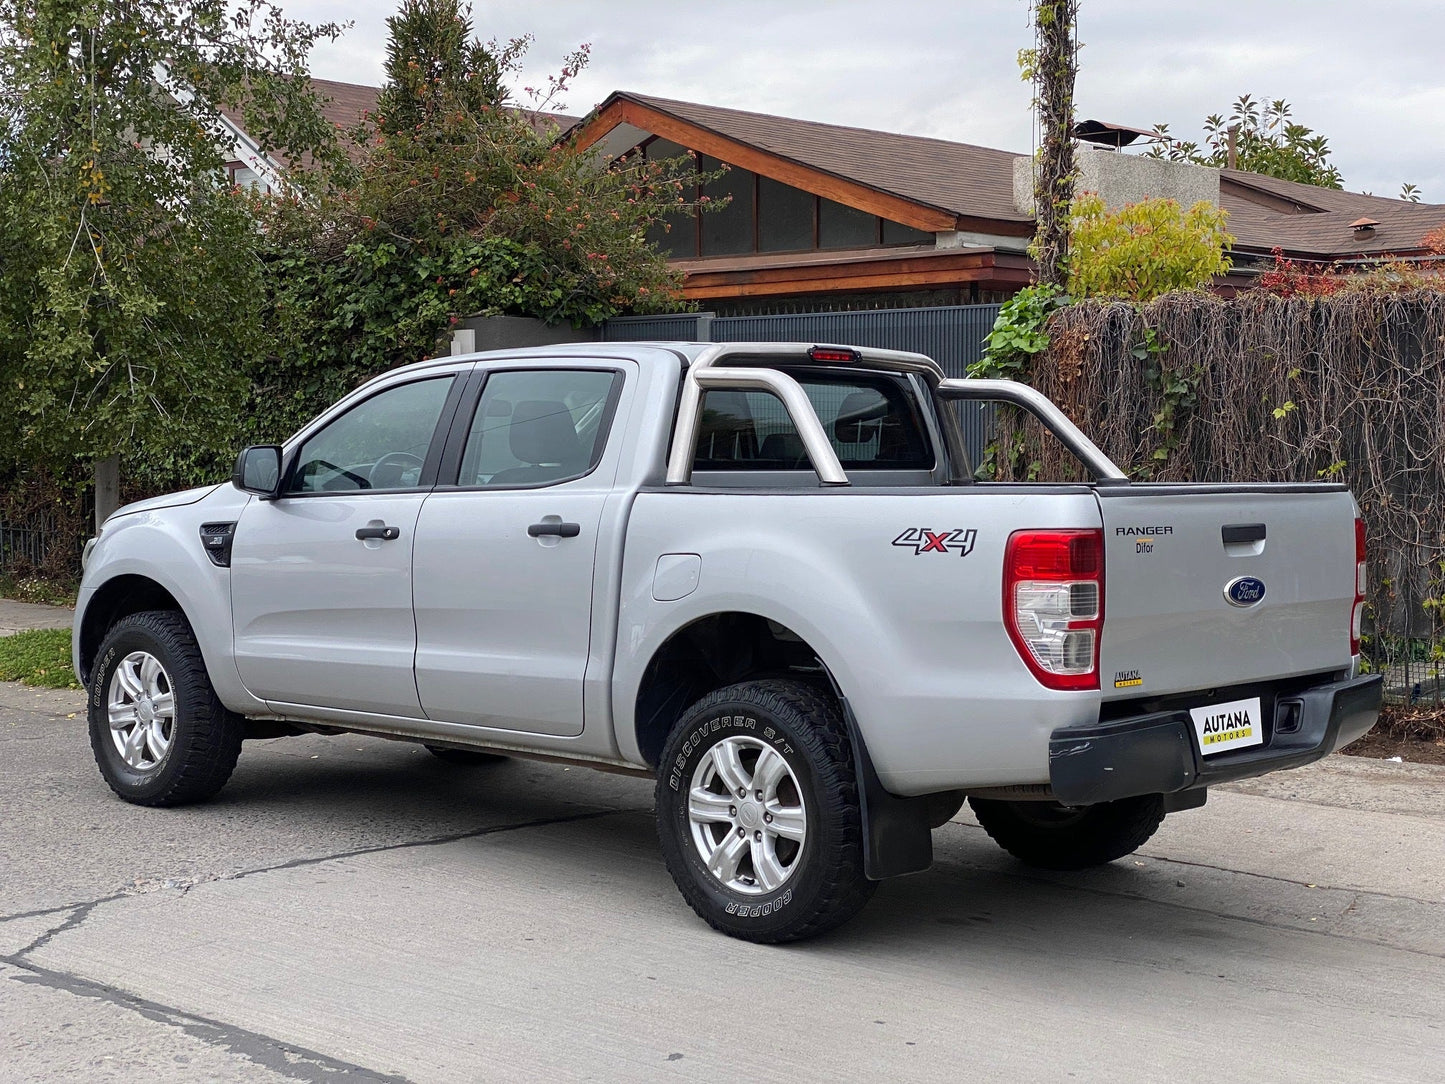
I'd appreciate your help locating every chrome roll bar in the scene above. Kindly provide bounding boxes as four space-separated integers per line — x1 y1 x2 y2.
935 378 1129 483
663 342 1128 486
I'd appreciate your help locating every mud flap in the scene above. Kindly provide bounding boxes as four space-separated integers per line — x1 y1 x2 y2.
840 699 933 880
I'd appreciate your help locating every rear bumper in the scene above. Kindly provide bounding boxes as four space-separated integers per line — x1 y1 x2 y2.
1048 673 1382 806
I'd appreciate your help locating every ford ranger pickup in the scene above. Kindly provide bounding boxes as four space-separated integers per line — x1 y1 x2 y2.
74 342 1381 942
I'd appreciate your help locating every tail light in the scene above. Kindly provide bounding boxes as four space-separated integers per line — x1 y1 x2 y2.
1004 529 1104 690
1351 517 1366 655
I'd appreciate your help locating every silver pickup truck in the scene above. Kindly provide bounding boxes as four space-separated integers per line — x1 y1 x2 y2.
74 342 1381 942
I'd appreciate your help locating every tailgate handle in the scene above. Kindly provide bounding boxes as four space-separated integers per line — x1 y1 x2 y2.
1222 523 1266 545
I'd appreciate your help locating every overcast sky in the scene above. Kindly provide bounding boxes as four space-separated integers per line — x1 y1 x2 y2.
290 0 1445 202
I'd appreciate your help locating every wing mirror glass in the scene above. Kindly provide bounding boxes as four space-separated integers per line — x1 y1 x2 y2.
232 445 283 498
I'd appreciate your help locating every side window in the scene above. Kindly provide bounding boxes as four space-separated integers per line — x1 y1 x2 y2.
457 369 620 488
694 374 933 471
290 377 454 493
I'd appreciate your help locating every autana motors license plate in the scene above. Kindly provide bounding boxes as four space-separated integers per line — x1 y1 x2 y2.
1190 696 1265 756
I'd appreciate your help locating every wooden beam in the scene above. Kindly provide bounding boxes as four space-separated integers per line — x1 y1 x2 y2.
680 252 1034 299
572 96 959 234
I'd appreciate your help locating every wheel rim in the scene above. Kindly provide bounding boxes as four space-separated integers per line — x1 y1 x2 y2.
107 651 176 774
687 736 807 896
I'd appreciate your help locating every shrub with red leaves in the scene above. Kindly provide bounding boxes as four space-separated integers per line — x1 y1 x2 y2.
1256 247 1346 297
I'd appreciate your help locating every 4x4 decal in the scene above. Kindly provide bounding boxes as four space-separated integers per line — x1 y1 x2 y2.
892 527 977 557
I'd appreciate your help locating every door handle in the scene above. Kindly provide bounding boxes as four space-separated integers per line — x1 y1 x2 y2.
356 525 401 541
528 521 581 538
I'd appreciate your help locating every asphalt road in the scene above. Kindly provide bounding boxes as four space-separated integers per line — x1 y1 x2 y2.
2 679 1443 1083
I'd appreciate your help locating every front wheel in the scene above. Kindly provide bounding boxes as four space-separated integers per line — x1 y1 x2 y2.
654 679 875 943
87 611 244 807
968 794 1165 870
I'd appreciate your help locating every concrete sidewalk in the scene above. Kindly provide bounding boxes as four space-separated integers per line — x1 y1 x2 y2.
0 598 73 637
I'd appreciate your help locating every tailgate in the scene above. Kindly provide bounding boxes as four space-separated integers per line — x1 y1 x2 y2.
1096 485 1357 699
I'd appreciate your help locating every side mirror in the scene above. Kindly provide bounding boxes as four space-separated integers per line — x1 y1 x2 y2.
232 445 283 498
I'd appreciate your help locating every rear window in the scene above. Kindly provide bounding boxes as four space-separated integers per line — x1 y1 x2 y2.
694 372 933 471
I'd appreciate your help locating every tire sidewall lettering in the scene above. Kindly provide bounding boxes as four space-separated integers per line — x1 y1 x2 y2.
92 645 118 708
724 888 793 918
667 713 759 794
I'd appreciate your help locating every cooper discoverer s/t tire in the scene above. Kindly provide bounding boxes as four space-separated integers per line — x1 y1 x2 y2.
88 611 244 807
654 679 875 943
968 794 1166 871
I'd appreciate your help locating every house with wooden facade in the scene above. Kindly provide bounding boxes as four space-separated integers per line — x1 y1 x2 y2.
222 79 1445 314
568 91 1445 313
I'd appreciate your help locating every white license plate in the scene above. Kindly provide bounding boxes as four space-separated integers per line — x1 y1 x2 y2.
1189 696 1265 756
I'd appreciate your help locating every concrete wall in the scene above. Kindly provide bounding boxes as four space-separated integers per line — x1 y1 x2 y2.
450 314 600 355
1013 148 1220 215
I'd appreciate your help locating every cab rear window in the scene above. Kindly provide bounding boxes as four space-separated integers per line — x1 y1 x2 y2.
694 372 932 471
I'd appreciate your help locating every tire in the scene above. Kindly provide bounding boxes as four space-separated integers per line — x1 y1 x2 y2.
968 794 1166 871
424 744 507 766
87 611 244 807
654 679 875 943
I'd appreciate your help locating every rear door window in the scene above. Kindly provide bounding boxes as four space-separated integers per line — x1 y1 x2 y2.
456 369 621 488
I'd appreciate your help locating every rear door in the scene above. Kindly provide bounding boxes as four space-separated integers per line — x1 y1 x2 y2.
411 360 632 736
1096 484 1358 699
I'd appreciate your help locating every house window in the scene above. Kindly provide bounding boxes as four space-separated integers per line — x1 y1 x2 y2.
758 177 815 253
883 219 932 245
819 198 878 249
700 155 755 256
638 137 931 259
644 139 698 258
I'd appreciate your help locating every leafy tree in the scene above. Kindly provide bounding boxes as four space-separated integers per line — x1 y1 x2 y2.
0 0 343 490
254 0 710 442
1067 193 1233 302
1147 95 1343 189
375 0 507 134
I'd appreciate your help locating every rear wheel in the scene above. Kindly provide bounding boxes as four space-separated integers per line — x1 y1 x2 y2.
654 679 875 943
87 611 244 807
968 794 1165 870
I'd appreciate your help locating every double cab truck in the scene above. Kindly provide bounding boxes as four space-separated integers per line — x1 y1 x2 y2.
75 342 1382 942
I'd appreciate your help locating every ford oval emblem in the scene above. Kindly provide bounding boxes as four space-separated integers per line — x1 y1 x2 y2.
1224 576 1266 607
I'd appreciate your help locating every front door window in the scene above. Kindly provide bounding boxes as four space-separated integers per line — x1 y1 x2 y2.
291 377 454 493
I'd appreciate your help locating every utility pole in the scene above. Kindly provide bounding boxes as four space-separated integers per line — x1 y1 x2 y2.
1031 0 1080 290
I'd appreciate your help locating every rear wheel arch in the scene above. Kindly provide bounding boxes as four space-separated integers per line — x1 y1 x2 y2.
79 575 186 685
632 611 842 769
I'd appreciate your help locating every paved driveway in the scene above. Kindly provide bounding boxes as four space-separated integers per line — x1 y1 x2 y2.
0 600 73 638
2 680 1442 1082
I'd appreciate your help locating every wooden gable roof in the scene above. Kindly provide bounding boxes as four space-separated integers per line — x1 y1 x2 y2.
571 91 1032 237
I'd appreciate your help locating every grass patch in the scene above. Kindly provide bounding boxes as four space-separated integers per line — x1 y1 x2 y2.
0 628 80 689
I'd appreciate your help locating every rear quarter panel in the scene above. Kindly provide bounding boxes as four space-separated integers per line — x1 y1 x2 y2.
615 486 1105 795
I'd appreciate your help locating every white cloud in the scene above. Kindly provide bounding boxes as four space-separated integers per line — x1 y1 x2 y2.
292 0 1445 201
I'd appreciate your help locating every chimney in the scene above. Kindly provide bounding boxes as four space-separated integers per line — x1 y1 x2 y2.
1014 148 1221 216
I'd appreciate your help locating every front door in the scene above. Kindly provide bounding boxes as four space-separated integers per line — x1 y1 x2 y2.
413 363 630 736
231 373 461 717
